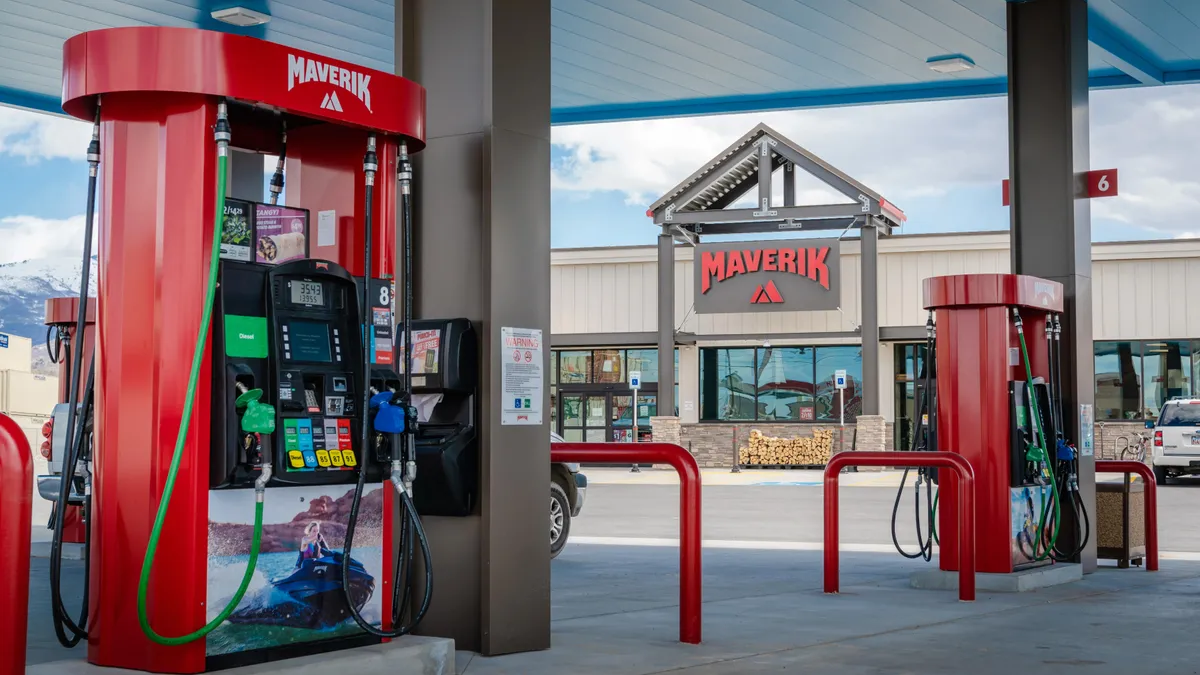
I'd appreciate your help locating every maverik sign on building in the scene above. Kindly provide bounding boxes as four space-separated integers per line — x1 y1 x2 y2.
695 239 840 313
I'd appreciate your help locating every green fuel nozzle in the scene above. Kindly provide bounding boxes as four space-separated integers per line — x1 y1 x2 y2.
236 388 276 435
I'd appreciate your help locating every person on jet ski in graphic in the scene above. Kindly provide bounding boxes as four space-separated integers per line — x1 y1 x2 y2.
296 522 333 567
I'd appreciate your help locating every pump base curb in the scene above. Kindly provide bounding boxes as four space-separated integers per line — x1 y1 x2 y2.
25 636 454 675
910 563 1082 593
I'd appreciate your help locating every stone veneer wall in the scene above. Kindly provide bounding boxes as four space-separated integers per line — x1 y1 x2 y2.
654 419 1141 469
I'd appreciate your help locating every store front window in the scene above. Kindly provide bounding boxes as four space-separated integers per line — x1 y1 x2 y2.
1143 341 1192 418
893 343 930 452
1095 341 1143 420
550 347 678 441
1085 339 1198 421
756 347 814 421
701 345 861 423
558 351 592 384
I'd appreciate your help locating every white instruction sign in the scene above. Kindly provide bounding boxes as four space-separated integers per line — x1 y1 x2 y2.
1080 403 1094 456
317 209 337 247
501 327 543 425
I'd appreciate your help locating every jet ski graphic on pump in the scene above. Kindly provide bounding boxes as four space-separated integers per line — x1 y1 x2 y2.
206 486 384 657
228 521 375 630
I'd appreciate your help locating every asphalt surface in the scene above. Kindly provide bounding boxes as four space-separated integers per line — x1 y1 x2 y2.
571 476 1200 551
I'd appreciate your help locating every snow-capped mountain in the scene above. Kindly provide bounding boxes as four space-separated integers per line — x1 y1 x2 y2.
0 255 97 346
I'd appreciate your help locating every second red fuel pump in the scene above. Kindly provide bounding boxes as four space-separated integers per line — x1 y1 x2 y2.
914 274 1090 575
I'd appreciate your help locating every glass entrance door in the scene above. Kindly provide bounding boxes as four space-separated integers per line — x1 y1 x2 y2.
894 343 930 452
561 391 658 442
561 394 609 442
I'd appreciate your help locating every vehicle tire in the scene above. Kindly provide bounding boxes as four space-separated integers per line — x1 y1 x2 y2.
1154 465 1170 486
550 481 571 559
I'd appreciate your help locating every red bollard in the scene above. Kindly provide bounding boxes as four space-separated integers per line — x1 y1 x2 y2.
1096 460 1158 572
824 451 976 601
0 413 33 675
551 442 702 644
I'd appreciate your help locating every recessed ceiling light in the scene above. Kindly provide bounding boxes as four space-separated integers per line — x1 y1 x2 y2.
211 7 271 27
927 55 976 74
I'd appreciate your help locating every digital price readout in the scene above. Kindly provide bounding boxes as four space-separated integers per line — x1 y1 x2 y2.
291 280 324 307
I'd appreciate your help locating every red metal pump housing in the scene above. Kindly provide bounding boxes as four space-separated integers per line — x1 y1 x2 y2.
924 273 1064 574
60 27 425 673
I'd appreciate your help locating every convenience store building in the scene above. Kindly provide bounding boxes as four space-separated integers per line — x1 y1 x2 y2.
549 231 1200 467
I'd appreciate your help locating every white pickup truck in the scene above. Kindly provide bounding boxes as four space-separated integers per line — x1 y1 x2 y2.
1152 398 1200 484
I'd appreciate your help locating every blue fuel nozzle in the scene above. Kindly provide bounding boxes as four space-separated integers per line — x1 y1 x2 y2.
371 392 406 434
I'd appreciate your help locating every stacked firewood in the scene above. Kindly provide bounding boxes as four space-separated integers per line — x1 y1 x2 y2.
738 428 835 466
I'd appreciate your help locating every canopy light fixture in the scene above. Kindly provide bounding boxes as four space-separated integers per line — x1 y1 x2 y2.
211 7 271 26
927 55 976 74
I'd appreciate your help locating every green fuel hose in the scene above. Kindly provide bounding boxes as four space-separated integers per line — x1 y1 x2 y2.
137 102 266 645
1014 310 1061 562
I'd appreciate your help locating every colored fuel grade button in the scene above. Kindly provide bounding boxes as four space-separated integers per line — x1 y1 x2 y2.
302 450 318 468
342 449 358 467
329 449 344 467
288 450 305 469
315 449 331 467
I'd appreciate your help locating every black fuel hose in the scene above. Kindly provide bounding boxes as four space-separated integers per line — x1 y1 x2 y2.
341 136 432 637
50 106 100 648
890 313 937 561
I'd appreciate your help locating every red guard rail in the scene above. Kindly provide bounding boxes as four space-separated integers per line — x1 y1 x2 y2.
824 451 976 601
1 413 33 675
551 442 701 644
1096 460 1158 572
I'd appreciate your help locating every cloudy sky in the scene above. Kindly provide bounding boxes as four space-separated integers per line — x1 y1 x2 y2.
2 82 1200 264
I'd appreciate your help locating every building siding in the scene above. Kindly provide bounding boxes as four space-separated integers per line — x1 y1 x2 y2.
551 233 1200 341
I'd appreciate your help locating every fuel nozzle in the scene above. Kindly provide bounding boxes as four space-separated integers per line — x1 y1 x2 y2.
236 386 276 435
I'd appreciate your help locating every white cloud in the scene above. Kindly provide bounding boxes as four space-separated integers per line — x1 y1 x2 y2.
0 215 94 264
552 83 1200 238
551 97 1009 208
0 105 91 162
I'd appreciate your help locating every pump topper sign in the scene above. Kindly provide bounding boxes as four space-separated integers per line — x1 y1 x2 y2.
695 239 840 314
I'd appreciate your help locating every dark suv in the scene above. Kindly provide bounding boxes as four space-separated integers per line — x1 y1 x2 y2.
551 432 586 558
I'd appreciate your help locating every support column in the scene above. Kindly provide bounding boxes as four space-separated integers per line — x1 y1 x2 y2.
1007 0 1096 571
860 219 879 416
657 228 675 416
397 0 551 653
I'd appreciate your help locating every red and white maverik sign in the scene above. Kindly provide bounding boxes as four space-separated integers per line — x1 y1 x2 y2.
694 240 840 314
699 246 832 294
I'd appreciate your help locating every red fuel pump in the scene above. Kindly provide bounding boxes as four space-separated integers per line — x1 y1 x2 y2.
41 297 95 544
924 274 1085 574
47 26 434 673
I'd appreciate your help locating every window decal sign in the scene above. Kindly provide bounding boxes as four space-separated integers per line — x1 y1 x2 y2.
694 238 840 314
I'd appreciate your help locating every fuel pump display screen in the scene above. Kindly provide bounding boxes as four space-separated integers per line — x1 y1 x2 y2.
287 321 332 363
291 280 324 307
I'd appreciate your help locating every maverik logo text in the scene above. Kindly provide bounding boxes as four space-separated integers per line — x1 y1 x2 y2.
288 54 372 113
700 246 831 294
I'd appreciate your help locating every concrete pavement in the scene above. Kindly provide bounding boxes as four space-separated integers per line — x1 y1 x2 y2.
28 473 1200 674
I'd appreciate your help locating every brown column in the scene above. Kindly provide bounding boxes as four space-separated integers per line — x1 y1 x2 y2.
1007 0 1096 571
396 0 552 654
